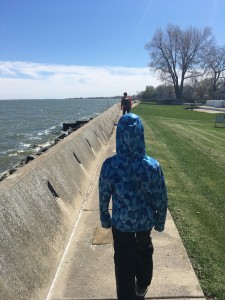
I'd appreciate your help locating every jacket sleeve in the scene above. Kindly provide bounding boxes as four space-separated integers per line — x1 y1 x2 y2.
99 160 112 228
152 165 168 232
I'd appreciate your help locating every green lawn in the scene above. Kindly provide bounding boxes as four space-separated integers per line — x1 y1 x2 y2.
132 103 225 300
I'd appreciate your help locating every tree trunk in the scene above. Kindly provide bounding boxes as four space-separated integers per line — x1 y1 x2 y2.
174 84 182 99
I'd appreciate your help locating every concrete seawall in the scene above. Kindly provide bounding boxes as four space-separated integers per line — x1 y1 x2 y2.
0 104 120 300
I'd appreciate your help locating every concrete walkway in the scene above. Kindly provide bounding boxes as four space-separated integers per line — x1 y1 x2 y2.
46 111 205 300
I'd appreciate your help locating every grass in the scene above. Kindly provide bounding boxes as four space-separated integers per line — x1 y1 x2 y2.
132 103 225 300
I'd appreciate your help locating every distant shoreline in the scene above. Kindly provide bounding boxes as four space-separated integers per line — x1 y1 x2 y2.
0 97 121 101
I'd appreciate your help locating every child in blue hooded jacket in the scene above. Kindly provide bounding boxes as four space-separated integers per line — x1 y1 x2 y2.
99 113 168 300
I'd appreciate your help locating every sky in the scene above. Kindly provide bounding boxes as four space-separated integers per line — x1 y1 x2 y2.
0 0 225 99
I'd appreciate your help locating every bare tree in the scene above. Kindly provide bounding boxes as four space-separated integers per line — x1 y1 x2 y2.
205 45 225 93
145 24 215 100
191 77 213 99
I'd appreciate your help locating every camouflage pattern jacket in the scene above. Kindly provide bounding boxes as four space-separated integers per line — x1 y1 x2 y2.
99 113 168 232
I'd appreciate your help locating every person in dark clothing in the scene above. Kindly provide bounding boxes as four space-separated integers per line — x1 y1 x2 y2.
99 113 168 300
121 92 132 115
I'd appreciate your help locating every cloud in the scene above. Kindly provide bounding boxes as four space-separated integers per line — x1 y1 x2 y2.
0 61 161 99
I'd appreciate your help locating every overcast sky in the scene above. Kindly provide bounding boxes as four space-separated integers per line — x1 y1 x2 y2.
0 0 225 99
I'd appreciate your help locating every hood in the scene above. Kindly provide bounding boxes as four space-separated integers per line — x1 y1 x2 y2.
116 113 146 157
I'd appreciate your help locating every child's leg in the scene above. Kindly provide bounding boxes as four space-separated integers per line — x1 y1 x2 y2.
135 231 154 290
112 227 136 300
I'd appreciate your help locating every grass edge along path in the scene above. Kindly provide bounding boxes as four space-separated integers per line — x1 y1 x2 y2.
132 103 225 300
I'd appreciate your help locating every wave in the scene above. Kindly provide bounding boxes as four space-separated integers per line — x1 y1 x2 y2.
8 153 18 157
19 142 32 149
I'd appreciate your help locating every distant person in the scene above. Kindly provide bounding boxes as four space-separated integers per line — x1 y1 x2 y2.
99 113 168 300
121 92 132 115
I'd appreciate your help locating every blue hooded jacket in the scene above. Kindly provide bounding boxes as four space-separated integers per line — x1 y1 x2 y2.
99 113 168 232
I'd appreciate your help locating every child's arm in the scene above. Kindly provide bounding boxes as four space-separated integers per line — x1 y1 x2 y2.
153 166 168 232
99 160 112 228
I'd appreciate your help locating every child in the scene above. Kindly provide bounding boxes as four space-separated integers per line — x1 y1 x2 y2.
99 113 168 300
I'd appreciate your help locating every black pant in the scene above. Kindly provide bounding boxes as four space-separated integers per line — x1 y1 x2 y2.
123 108 131 115
112 227 154 300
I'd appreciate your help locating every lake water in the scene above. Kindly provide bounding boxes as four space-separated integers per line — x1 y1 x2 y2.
0 98 119 174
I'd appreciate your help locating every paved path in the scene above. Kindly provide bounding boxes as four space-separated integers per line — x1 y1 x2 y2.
46 111 205 300
193 105 225 114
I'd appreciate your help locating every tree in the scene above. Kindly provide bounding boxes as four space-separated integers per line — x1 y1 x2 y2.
155 84 174 99
204 45 225 93
182 84 194 100
145 24 215 100
191 77 213 99
142 85 155 100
